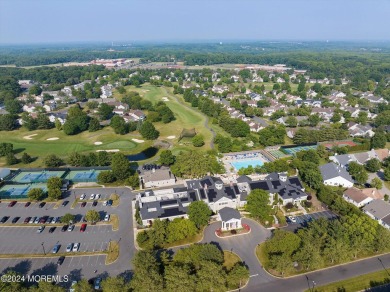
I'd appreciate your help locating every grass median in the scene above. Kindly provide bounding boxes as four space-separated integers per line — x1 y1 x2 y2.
109 194 120 207
110 214 119 231
306 270 390 292
105 240 119 265
223 250 241 270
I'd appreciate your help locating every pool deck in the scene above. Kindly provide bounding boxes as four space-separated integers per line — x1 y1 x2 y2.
222 151 270 175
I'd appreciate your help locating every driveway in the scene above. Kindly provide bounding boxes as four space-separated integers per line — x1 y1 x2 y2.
369 171 390 196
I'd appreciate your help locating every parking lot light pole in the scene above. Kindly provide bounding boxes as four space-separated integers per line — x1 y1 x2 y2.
41 242 46 255
378 258 390 277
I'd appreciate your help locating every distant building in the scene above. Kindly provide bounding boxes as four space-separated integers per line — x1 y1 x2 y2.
139 167 176 189
319 163 354 188
363 200 390 229
343 187 373 207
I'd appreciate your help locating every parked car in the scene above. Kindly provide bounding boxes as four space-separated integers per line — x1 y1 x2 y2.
8 201 17 207
61 200 69 207
51 217 57 224
37 226 45 233
81 202 87 207
38 202 46 208
90 194 95 200
288 216 297 223
95 194 101 200
94 278 102 290
24 202 31 207
102 201 107 206
107 200 113 206
34 217 40 224
61 225 69 232
72 243 80 252
0 216 10 223
92 201 98 207
12 217 20 223
57 256 65 265
47 217 54 224
67 225 74 232
40 216 49 224
66 243 74 252
24 217 31 224
104 214 110 222
52 244 61 254
80 223 87 232
80 194 86 200
48 227 56 233
29 217 36 224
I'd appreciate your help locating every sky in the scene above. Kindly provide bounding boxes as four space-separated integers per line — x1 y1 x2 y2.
1 0 390 44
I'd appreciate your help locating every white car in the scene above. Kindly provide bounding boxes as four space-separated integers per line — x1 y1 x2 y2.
95 194 101 200
51 217 57 224
104 214 110 222
34 217 40 224
103 201 108 206
29 217 36 224
72 243 80 252
67 225 75 232
288 216 297 223
66 243 73 252
80 194 86 200
37 226 45 233
90 194 95 200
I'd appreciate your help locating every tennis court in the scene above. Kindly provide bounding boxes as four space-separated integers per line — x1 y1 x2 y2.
0 183 47 199
267 149 289 159
12 170 66 183
282 145 318 156
65 169 101 182
322 140 357 149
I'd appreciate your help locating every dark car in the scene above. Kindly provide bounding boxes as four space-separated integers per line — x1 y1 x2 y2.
107 200 113 206
1 216 10 223
61 225 69 232
39 216 49 224
24 217 31 224
25 202 31 207
47 217 54 224
8 201 17 207
57 256 65 265
48 227 56 233
61 200 69 207
80 223 87 232
12 217 20 223
52 244 61 254
81 202 87 208
94 277 102 290
38 202 46 208
92 201 98 207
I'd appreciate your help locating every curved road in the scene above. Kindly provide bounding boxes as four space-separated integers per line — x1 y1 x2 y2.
200 218 390 292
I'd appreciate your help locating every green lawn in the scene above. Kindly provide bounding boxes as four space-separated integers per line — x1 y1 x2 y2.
223 251 241 270
120 84 214 150
0 127 149 167
306 270 390 292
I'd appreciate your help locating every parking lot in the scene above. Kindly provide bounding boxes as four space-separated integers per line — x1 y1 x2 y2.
284 211 338 231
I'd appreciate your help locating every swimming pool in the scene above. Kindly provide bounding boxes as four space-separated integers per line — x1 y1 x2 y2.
231 159 264 170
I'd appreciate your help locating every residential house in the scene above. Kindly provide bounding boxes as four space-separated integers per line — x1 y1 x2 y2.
311 108 334 122
139 167 176 189
100 85 113 98
218 207 242 231
363 200 390 229
276 116 308 126
23 104 37 113
343 187 373 207
48 112 67 125
346 122 375 138
212 85 228 94
127 110 145 121
319 163 354 188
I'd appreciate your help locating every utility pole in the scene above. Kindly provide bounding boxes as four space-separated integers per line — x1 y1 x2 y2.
41 242 46 255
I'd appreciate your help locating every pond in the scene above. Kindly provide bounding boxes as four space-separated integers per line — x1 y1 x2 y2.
127 147 159 161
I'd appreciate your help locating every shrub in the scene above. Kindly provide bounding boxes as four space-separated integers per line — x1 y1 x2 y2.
285 202 294 209
230 229 237 235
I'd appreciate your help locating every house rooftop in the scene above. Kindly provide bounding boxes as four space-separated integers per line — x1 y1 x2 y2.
141 168 173 184
320 163 353 183
219 207 241 222
344 187 369 203
363 199 390 219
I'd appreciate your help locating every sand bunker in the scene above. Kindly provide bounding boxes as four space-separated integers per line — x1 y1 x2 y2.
94 141 103 145
23 134 38 140
46 137 59 141
96 149 120 152
167 136 176 139
132 138 145 143
162 97 169 101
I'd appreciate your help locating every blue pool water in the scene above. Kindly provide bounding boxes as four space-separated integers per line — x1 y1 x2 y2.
231 159 264 170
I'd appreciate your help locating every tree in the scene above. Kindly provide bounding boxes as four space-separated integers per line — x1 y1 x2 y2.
246 189 272 221
48 188 61 200
110 115 128 134
47 177 63 189
384 167 390 181
98 103 114 120
356 111 368 124
101 276 130 292
348 161 368 185
0 114 18 131
0 270 27 292
265 229 301 256
371 177 383 190
188 201 212 229
6 153 18 165
21 152 33 164
285 116 298 127
29 84 42 95
61 213 75 224
159 150 175 166
0 142 13 156
111 153 132 181
371 132 387 149
97 170 115 184
269 253 294 276
308 114 321 126
330 112 341 123
164 264 196 292
44 154 63 167
166 218 197 243
28 188 45 201
131 251 164 292
85 210 100 223
192 134 205 147
139 121 159 140
296 149 320 165
365 158 381 173
126 172 140 189
226 263 250 289
196 261 227 292
4 99 22 114
30 281 65 292
88 117 101 132
74 279 94 292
